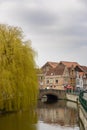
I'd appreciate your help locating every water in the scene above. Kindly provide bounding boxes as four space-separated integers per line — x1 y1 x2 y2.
37 100 80 130
0 100 83 130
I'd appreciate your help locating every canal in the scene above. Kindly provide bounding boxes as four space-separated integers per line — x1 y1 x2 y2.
0 100 84 130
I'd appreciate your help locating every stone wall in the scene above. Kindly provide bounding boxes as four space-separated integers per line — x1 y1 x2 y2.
78 104 87 130
66 94 78 102
66 94 87 130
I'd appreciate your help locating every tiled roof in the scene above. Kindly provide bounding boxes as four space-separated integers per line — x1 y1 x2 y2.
46 64 65 76
48 61 58 68
80 66 87 73
79 72 84 76
46 68 54 76
41 61 87 75
54 64 65 75
60 61 79 68
41 61 58 69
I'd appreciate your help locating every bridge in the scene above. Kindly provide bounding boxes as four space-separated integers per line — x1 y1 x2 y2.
39 89 66 102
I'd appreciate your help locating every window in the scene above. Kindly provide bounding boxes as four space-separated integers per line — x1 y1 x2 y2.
76 79 79 85
55 80 58 84
46 80 49 84
50 79 53 83
72 70 74 75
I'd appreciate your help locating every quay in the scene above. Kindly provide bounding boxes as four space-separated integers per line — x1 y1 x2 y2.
39 89 87 130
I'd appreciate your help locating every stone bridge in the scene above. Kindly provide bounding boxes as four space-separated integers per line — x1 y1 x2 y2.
39 89 66 101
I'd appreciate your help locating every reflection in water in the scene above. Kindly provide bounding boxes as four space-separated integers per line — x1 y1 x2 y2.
0 108 37 130
0 100 81 130
37 100 80 130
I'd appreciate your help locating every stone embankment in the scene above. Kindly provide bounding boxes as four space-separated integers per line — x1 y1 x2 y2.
78 102 87 130
66 93 78 102
66 93 87 130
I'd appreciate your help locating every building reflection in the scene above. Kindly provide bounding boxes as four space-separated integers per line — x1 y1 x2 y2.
37 100 78 127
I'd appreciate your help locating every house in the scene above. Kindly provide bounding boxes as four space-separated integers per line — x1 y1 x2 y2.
38 62 70 90
38 61 87 90
59 61 79 89
38 61 58 89
44 63 70 90
41 61 58 73
75 65 84 90
80 65 87 90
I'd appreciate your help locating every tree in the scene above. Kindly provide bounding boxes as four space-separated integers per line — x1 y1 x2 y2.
0 24 38 111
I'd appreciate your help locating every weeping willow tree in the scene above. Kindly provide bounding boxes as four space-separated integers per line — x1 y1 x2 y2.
0 24 38 112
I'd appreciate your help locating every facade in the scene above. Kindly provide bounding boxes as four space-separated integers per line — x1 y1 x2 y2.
80 66 87 90
41 61 58 73
59 61 79 89
44 63 68 89
38 61 87 90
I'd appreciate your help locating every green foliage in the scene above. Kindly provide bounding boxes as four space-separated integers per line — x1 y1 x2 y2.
0 24 38 112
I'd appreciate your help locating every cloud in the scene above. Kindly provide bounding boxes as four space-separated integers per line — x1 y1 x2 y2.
0 0 87 66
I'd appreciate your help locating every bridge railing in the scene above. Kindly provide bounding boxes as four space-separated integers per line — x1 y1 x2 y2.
79 91 87 112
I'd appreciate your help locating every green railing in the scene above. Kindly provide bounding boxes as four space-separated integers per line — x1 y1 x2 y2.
79 91 87 112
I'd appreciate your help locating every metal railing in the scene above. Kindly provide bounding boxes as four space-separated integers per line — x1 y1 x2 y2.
79 91 87 112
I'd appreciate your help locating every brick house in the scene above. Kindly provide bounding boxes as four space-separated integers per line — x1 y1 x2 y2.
38 62 58 89
44 63 70 89
38 61 87 90
41 61 58 73
80 66 87 90
59 61 79 89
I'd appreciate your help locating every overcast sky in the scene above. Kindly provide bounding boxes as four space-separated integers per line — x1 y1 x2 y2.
0 0 87 67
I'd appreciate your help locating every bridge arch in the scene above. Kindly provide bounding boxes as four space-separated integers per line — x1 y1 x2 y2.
39 89 66 102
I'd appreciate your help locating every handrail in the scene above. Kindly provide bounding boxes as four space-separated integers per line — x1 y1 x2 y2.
79 91 87 112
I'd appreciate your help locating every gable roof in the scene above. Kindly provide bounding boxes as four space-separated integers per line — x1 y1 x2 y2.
41 61 58 69
80 66 87 73
54 64 65 75
46 64 65 76
60 61 79 68
79 72 84 76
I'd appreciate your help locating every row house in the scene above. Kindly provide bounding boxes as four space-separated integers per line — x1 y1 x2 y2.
38 61 69 90
44 63 70 90
75 66 84 89
38 62 58 89
79 66 87 89
59 61 79 89
38 61 87 90
41 61 58 73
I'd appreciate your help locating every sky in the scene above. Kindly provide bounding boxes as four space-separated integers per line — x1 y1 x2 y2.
0 0 87 67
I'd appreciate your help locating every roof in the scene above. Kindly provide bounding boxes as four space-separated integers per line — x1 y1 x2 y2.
60 61 79 68
46 64 65 76
79 72 84 76
48 61 58 68
41 61 58 69
54 64 65 75
80 66 87 73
